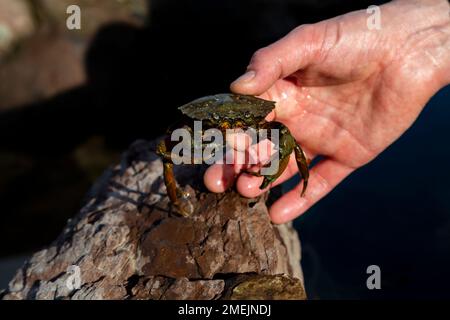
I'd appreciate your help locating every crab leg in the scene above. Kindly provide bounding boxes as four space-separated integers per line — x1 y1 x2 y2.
156 139 179 205
294 143 309 197
157 127 211 217
156 122 194 206
258 152 291 189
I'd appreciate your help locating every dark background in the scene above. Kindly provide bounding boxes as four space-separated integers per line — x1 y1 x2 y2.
1 0 449 299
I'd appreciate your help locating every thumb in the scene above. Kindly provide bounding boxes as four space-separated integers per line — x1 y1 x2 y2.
230 24 322 95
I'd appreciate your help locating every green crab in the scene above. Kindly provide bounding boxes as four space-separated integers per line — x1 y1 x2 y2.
157 93 309 216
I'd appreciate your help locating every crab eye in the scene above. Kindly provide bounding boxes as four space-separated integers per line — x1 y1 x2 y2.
244 112 251 118
212 112 219 120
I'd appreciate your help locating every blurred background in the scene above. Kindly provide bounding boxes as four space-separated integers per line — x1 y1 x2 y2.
0 0 449 299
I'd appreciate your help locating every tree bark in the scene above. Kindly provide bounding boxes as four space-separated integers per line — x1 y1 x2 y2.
1 140 306 300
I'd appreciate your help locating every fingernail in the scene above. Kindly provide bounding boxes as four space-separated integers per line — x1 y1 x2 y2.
233 70 256 84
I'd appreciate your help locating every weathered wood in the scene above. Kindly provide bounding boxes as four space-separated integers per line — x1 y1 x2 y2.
1 140 306 300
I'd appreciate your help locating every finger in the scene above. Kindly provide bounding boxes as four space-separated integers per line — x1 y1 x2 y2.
204 137 271 193
204 140 255 193
225 130 254 152
230 24 321 95
235 139 281 198
237 148 316 198
269 159 354 224
204 163 240 193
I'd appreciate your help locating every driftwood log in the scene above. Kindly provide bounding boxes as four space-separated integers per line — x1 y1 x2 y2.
1 140 306 300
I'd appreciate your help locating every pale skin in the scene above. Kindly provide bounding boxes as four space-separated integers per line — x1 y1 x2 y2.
204 0 450 224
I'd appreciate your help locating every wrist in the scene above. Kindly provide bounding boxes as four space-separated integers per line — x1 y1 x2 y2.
437 24 450 87
387 0 449 33
387 0 450 88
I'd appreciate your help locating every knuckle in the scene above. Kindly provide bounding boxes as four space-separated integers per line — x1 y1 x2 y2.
291 23 313 37
312 171 330 197
249 47 271 65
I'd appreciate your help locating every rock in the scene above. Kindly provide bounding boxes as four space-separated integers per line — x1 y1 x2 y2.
0 140 306 300
226 274 306 300
131 277 225 300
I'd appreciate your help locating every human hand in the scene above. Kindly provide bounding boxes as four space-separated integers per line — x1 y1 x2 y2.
204 0 450 224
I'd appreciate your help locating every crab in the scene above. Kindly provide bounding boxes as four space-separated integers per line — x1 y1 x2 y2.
157 93 309 216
